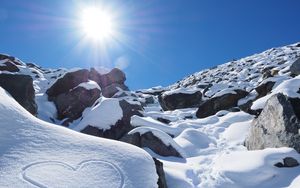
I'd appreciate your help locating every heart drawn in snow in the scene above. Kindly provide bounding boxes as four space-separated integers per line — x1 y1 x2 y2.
22 160 124 188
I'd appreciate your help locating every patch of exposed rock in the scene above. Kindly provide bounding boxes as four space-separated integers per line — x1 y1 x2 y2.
245 93 300 152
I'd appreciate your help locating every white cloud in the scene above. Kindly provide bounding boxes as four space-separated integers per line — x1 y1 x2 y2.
114 56 130 70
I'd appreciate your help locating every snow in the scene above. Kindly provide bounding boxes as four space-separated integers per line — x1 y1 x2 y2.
252 75 300 110
72 97 123 131
213 148 300 188
75 80 100 90
131 115 182 136
162 87 199 97
0 87 158 187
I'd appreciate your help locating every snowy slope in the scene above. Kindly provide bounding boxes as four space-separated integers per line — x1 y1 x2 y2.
0 87 158 188
1 42 300 188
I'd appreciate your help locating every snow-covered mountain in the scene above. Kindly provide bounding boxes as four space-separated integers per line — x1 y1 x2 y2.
1 42 300 188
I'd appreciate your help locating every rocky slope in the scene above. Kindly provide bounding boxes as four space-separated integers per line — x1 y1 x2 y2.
1 42 300 187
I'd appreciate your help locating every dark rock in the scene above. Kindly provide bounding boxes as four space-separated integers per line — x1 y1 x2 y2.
0 61 19 72
46 69 89 99
81 99 143 140
0 54 15 61
102 83 129 98
245 93 300 152
255 81 275 98
121 131 182 158
156 117 171 124
153 158 168 188
290 58 300 76
196 89 248 118
54 87 100 121
158 90 202 111
239 100 261 116
274 157 299 168
145 95 155 104
89 68 126 88
0 74 37 115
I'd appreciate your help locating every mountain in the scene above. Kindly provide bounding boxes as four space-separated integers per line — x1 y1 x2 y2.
1 42 300 187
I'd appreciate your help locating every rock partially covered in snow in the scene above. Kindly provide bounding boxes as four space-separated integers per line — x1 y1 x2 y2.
0 74 37 115
77 99 143 140
196 89 248 118
46 69 90 99
158 88 202 111
121 127 184 158
0 60 19 72
102 83 129 98
246 93 300 152
290 58 300 76
54 86 101 122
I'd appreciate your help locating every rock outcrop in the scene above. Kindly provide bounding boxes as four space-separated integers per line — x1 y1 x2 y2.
196 89 248 118
290 58 300 76
55 87 101 121
46 69 90 99
245 93 300 152
81 100 143 140
158 90 202 111
0 74 37 115
121 128 183 158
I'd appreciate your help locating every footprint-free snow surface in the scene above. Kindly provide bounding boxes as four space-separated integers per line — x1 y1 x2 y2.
0 88 157 188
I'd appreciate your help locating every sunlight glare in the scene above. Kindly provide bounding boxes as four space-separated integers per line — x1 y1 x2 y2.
80 7 115 41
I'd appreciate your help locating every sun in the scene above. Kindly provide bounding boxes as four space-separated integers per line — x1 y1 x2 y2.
80 7 115 41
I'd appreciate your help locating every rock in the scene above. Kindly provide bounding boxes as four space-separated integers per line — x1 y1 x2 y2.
156 117 171 124
245 93 300 152
239 100 261 116
153 158 168 188
0 74 37 115
89 68 126 88
255 81 275 98
274 157 299 168
0 61 19 72
290 58 300 76
54 87 101 121
0 54 15 61
102 83 129 98
158 90 202 111
121 130 182 158
46 69 89 99
196 89 248 118
81 99 143 140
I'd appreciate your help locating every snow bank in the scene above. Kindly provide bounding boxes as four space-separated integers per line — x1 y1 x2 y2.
0 87 158 187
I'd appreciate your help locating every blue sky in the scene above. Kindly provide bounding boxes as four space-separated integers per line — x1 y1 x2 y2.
0 0 300 90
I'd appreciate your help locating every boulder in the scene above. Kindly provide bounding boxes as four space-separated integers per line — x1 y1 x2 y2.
46 69 89 99
89 68 126 88
0 74 37 115
274 157 299 168
196 89 248 118
290 58 300 76
255 81 275 98
81 99 143 140
0 61 19 72
158 90 202 111
54 87 101 121
121 128 182 158
102 83 129 98
245 93 300 152
153 158 168 188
